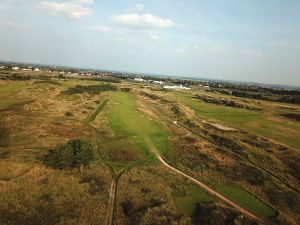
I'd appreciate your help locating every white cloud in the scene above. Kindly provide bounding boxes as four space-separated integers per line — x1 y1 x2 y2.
91 25 110 32
193 45 200 51
116 37 134 43
74 0 94 4
174 48 184 54
149 35 159 40
61 32 71 40
110 13 174 30
0 20 31 28
39 1 93 20
0 20 20 28
135 3 144 10
241 50 263 57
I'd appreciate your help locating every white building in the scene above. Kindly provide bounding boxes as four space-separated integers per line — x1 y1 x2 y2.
153 80 164 85
34 68 40 72
12 66 20 70
0 66 4 69
163 84 191 90
134 78 145 82
22 68 31 71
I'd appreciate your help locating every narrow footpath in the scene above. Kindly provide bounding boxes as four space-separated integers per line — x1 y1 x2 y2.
105 179 117 225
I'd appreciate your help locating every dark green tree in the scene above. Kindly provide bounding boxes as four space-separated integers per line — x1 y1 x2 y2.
44 139 94 173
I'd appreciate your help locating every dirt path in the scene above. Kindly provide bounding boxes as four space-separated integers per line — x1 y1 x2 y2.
105 179 117 225
143 137 263 223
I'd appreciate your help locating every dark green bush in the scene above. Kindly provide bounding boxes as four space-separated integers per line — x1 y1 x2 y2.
44 139 94 170
0 125 10 147
280 113 300 122
121 88 132 92
62 84 117 95
90 77 120 83
64 112 73 117
192 203 257 225
171 105 183 117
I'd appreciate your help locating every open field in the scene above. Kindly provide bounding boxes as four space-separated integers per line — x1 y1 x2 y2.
0 72 299 225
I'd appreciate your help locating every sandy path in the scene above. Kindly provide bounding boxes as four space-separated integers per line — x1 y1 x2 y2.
105 179 117 225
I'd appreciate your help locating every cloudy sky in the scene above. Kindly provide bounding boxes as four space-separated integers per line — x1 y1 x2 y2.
0 0 299 85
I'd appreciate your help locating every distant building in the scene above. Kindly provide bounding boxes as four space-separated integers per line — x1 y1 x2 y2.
153 80 164 85
22 68 31 71
0 66 4 69
163 84 191 90
34 68 40 72
12 66 20 70
134 78 145 82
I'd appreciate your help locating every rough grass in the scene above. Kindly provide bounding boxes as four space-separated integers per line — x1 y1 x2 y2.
0 165 110 225
0 81 25 96
0 99 30 111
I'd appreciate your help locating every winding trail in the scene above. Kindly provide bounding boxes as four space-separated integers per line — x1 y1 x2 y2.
143 137 263 223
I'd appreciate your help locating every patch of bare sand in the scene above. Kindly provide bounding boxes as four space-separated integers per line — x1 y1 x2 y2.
203 120 238 131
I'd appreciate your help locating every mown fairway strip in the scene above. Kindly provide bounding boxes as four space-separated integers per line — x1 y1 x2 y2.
105 92 168 154
103 92 168 224
83 99 108 123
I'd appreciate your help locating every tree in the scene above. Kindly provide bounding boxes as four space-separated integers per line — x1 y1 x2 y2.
44 139 94 173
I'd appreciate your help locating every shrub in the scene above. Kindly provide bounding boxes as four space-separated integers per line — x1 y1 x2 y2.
280 113 300 122
62 84 117 95
0 125 10 147
171 105 183 117
64 112 73 117
121 88 132 92
191 203 257 225
44 139 94 172
209 134 244 151
91 77 121 83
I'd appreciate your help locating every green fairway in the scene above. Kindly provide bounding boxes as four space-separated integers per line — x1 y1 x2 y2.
173 184 213 216
177 94 300 149
105 92 168 155
213 183 276 219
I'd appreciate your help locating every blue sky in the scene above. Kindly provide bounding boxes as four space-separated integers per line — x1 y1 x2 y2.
0 0 299 85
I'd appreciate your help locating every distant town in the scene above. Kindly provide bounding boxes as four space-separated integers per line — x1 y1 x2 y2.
1 61 299 93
